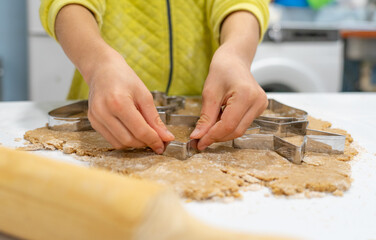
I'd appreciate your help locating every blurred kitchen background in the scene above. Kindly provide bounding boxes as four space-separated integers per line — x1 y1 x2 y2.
0 0 375 101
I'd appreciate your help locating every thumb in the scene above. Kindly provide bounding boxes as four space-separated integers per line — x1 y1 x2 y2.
190 91 222 139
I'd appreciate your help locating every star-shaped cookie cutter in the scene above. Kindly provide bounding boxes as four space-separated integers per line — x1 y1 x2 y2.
159 112 200 160
234 119 346 164
161 98 346 164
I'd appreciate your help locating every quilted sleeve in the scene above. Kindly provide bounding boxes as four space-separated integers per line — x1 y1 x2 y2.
206 0 270 44
40 0 106 41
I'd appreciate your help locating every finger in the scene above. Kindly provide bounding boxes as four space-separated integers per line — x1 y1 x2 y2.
197 92 251 149
103 116 147 148
89 102 146 148
190 88 222 139
216 105 259 142
232 95 268 138
219 94 268 141
198 92 268 148
197 111 250 151
136 92 175 142
88 112 123 149
111 99 165 153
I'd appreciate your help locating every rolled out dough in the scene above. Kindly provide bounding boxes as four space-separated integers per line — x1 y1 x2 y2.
22 99 358 201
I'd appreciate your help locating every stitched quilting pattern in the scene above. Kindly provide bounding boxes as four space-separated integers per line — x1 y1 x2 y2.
40 0 270 98
169 0 212 95
102 0 213 95
102 1 170 92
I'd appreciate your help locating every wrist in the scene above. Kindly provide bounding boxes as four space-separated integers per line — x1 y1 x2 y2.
210 44 251 71
219 11 260 67
77 42 120 83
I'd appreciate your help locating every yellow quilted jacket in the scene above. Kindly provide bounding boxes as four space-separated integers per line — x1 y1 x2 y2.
40 0 269 99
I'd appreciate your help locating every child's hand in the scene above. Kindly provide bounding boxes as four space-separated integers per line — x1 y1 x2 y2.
54 4 174 153
190 44 268 150
86 50 174 153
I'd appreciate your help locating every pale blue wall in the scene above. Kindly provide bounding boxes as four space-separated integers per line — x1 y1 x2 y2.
0 0 28 101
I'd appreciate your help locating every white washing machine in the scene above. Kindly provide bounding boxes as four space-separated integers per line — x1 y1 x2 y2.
252 26 344 92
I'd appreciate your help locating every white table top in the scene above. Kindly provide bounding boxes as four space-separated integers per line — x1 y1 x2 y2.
0 93 375 240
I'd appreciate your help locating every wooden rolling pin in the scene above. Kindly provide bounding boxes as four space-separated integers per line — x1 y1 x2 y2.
0 146 291 240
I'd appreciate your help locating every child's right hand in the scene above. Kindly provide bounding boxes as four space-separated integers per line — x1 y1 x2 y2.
85 50 174 153
54 4 174 153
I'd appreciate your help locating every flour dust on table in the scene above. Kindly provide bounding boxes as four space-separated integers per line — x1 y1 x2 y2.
22 99 358 201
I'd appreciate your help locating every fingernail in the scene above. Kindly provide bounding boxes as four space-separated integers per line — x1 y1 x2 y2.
190 128 200 138
155 147 164 155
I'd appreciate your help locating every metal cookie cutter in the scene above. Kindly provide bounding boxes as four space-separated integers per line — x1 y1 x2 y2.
160 100 343 163
233 119 346 164
48 91 185 131
159 112 199 160
258 99 308 121
151 91 185 113
240 99 346 164
48 100 92 131
47 95 346 164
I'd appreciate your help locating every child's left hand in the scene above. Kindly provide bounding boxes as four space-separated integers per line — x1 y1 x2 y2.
190 43 268 150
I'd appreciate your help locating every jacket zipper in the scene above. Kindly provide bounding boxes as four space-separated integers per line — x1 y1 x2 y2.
165 0 173 94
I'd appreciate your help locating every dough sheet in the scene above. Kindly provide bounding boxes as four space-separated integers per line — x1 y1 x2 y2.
22 100 358 201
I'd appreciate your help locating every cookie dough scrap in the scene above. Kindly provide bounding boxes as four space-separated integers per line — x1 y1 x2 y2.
132 157 244 200
23 113 358 201
24 127 114 156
